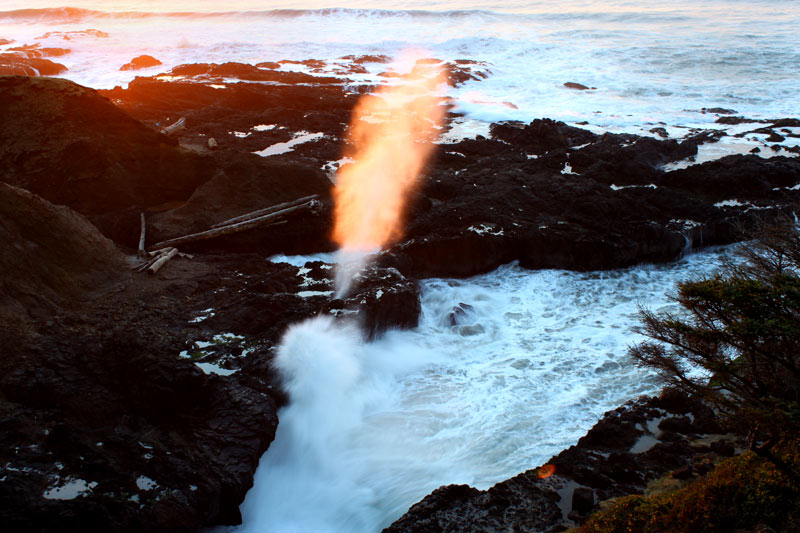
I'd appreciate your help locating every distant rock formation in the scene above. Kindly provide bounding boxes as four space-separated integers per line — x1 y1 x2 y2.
120 54 163 71
0 53 67 75
564 81 596 90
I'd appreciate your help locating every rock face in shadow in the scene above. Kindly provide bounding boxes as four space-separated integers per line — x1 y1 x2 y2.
385 391 739 532
0 76 215 215
0 182 125 344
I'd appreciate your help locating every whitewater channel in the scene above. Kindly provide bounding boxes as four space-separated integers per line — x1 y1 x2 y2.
228 247 734 532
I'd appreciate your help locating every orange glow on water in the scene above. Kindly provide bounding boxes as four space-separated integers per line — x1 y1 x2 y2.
332 55 445 253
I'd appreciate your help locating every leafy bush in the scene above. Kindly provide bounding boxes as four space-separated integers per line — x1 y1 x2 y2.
579 448 800 532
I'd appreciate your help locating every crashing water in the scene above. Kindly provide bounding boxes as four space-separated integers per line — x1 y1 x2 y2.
228 247 736 532
2 1 799 133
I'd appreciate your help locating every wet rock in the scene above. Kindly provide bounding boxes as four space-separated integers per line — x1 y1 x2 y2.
660 154 800 197
564 82 595 90
658 416 695 434
572 487 595 515
8 44 71 57
120 54 163 71
702 107 737 115
716 116 763 125
447 302 476 326
650 126 669 138
384 477 561 533
339 53 391 64
0 331 279 532
656 387 692 414
0 53 68 75
490 118 598 154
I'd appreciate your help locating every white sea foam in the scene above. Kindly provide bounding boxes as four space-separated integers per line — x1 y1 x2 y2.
2 1 797 136
228 246 736 532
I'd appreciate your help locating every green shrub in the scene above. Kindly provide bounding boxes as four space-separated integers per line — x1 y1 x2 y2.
580 448 800 532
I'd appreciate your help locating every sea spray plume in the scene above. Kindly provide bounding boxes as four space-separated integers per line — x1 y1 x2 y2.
333 51 446 297
239 315 383 530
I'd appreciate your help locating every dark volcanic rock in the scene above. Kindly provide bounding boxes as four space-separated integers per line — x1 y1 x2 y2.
490 118 598 155
0 182 124 343
0 185 278 531
384 479 561 533
0 329 279 533
660 154 800 197
120 54 162 71
376 119 800 279
0 76 215 215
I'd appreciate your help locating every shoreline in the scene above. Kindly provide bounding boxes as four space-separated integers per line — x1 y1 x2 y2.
1 58 799 531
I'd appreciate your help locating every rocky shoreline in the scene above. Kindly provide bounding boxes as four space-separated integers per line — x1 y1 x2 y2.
1 56 799 531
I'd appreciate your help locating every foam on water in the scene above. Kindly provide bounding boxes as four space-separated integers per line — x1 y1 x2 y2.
228 247 736 532
2 1 798 133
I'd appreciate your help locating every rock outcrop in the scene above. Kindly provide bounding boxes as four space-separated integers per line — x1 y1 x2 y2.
0 76 215 215
385 391 741 532
120 55 162 71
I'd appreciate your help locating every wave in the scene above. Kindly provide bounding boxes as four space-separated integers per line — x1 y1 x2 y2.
0 6 502 23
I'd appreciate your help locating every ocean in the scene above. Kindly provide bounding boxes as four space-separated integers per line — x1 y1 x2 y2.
4 1 798 530
2 0 799 134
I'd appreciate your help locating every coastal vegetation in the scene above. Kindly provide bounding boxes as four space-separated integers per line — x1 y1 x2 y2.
579 220 800 531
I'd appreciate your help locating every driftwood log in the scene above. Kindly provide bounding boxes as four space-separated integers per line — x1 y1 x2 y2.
211 194 318 228
149 198 319 251
147 247 178 275
161 116 186 136
137 212 146 257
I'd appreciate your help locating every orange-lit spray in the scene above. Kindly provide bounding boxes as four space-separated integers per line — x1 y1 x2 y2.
333 52 446 297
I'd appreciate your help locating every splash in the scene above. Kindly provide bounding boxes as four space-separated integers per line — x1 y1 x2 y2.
333 51 446 297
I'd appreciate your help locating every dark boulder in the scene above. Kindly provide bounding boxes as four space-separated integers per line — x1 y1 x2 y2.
120 54 162 71
564 82 595 90
572 487 595 515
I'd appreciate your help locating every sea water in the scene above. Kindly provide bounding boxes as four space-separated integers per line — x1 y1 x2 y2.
239 247 735 532
2 1 799 134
